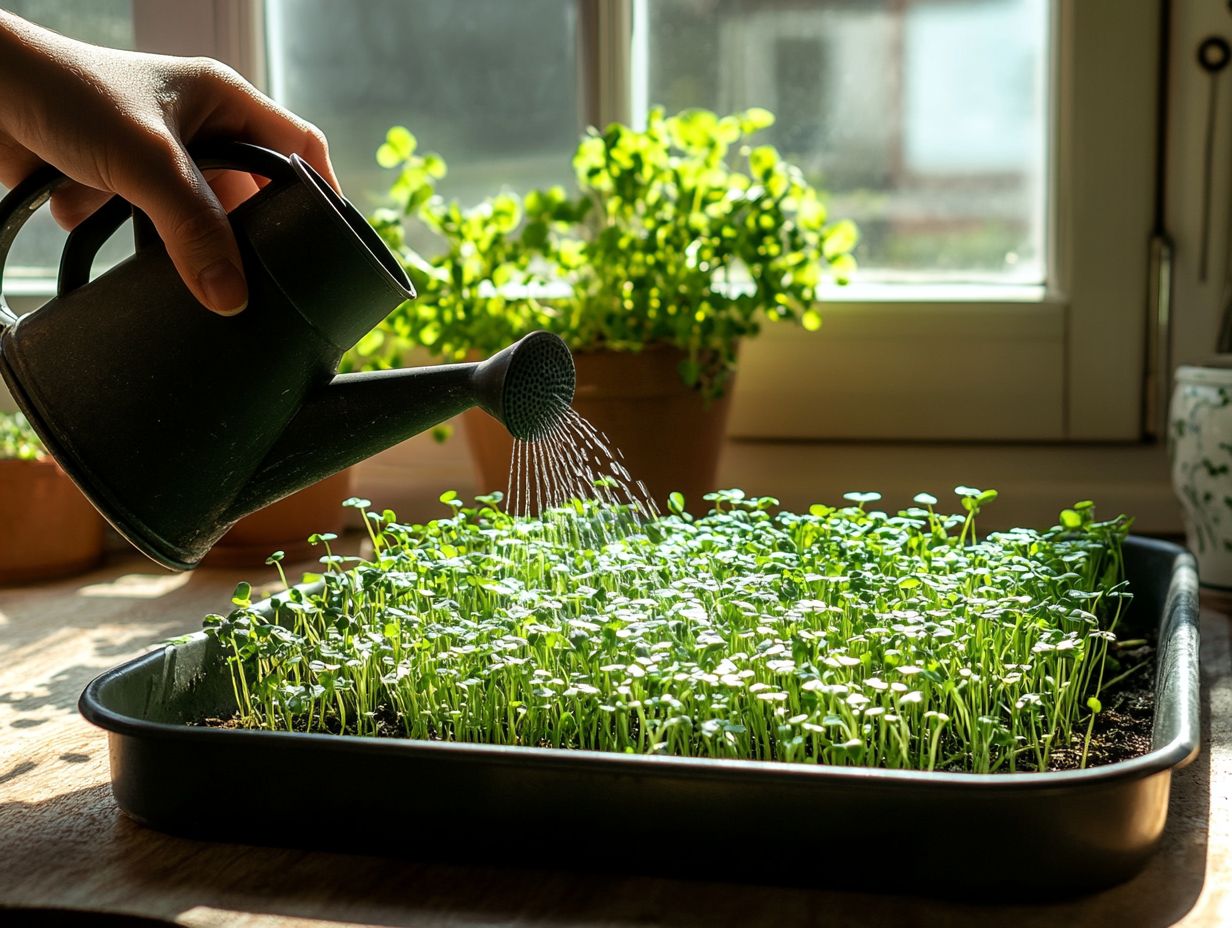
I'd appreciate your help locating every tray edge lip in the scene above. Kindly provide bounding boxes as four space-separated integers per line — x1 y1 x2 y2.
77 534 1201 791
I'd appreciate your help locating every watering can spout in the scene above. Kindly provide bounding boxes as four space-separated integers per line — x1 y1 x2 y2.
227 331 575 520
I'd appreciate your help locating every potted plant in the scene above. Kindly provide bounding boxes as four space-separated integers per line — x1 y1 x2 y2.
362 108 858 510
80 489 1198 893
0 410 104 583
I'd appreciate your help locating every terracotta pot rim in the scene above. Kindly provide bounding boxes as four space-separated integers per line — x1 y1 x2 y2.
0 454 56 469
0 552 102 586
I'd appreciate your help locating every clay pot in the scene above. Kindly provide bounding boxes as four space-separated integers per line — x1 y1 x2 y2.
464 345 732 513
0 456 105 584
204 468 358 567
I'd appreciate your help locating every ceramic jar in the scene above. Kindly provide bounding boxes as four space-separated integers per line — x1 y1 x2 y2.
1170 364 1232 587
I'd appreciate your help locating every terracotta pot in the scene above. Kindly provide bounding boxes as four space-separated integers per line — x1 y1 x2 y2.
204 468 359 567
0 456 105 584
464 345 732 513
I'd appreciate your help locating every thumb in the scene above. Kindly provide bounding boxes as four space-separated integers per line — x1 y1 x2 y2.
117 140 248 316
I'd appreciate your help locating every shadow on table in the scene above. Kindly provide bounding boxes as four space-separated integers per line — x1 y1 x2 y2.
0 551 342 666
0 559 259 734
0 906 177 927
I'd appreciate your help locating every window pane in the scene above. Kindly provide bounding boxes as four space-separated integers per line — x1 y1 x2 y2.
267 0 581 226
1 1 134 282
641 0 1049 284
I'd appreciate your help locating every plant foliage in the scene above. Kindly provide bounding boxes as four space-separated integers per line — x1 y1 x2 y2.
205 490 1133 773
357 108 858 398
0 411 44 461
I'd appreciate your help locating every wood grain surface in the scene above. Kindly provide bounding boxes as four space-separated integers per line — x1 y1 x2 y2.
1 555 1229 928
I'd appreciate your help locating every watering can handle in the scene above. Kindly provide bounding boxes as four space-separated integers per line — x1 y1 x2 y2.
56 142 297 297
0 163 67 328
0 142 296 328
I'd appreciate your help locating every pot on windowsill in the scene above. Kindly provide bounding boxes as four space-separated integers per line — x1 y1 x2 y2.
202 468 358 567
0 456 105 584
464 344 732 513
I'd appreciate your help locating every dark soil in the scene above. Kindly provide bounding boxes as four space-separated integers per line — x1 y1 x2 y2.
1047 639 1156 771
197 641 1157 773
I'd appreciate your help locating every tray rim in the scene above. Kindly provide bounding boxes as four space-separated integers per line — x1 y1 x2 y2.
79 535 1201 791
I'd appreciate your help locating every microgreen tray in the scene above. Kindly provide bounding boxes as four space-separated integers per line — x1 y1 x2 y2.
80 536 1199 897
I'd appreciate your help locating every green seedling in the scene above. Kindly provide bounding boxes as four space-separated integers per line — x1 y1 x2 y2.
203 487 1133 773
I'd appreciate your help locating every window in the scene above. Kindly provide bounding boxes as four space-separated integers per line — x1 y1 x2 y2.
266 0 581 219
0 0 1162 446
640 0 1049 284
1 1 134 284
262 1 1155 442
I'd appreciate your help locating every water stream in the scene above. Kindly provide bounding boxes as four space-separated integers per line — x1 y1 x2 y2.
505 407 659 542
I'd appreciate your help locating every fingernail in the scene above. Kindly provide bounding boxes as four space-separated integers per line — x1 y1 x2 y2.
198 260 248 316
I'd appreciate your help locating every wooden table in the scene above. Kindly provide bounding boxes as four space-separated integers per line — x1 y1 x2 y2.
2 555 1229 927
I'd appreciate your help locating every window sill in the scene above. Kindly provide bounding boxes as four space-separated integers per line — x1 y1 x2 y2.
355 420 1180 535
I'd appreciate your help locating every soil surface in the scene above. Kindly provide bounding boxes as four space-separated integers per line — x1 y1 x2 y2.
198 641 1157 773
1047 639 1156 771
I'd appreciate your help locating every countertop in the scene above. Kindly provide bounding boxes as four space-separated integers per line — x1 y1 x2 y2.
1 555 1229 927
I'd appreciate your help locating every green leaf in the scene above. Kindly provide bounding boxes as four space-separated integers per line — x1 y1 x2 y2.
668 491 686 515
667 108 719 151
822 219 859 259
740 107 776 132
375 143 402 169
231 582 252 607
801 309 822 332
386 125 417 159
748 145 780 179
828 253 857 284
423 153 447 179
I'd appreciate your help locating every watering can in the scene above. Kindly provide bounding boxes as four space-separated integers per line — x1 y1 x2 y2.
0 142 574 569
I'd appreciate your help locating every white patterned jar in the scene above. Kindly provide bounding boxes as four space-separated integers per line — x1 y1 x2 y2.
1170 364 1232 587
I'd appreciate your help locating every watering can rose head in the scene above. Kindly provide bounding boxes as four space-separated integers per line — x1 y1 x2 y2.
472 331 575 441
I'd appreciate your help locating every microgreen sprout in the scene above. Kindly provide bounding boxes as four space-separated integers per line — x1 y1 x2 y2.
203 489 1133 773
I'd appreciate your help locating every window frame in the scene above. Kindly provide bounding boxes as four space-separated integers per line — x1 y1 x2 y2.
264 0 1162 444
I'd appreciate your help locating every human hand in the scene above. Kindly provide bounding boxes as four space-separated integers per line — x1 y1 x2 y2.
0 12 339 315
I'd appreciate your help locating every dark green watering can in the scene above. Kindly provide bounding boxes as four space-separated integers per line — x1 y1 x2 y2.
0 142 574 570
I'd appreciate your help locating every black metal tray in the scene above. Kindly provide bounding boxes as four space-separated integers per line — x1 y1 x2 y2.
80 537 1200 897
